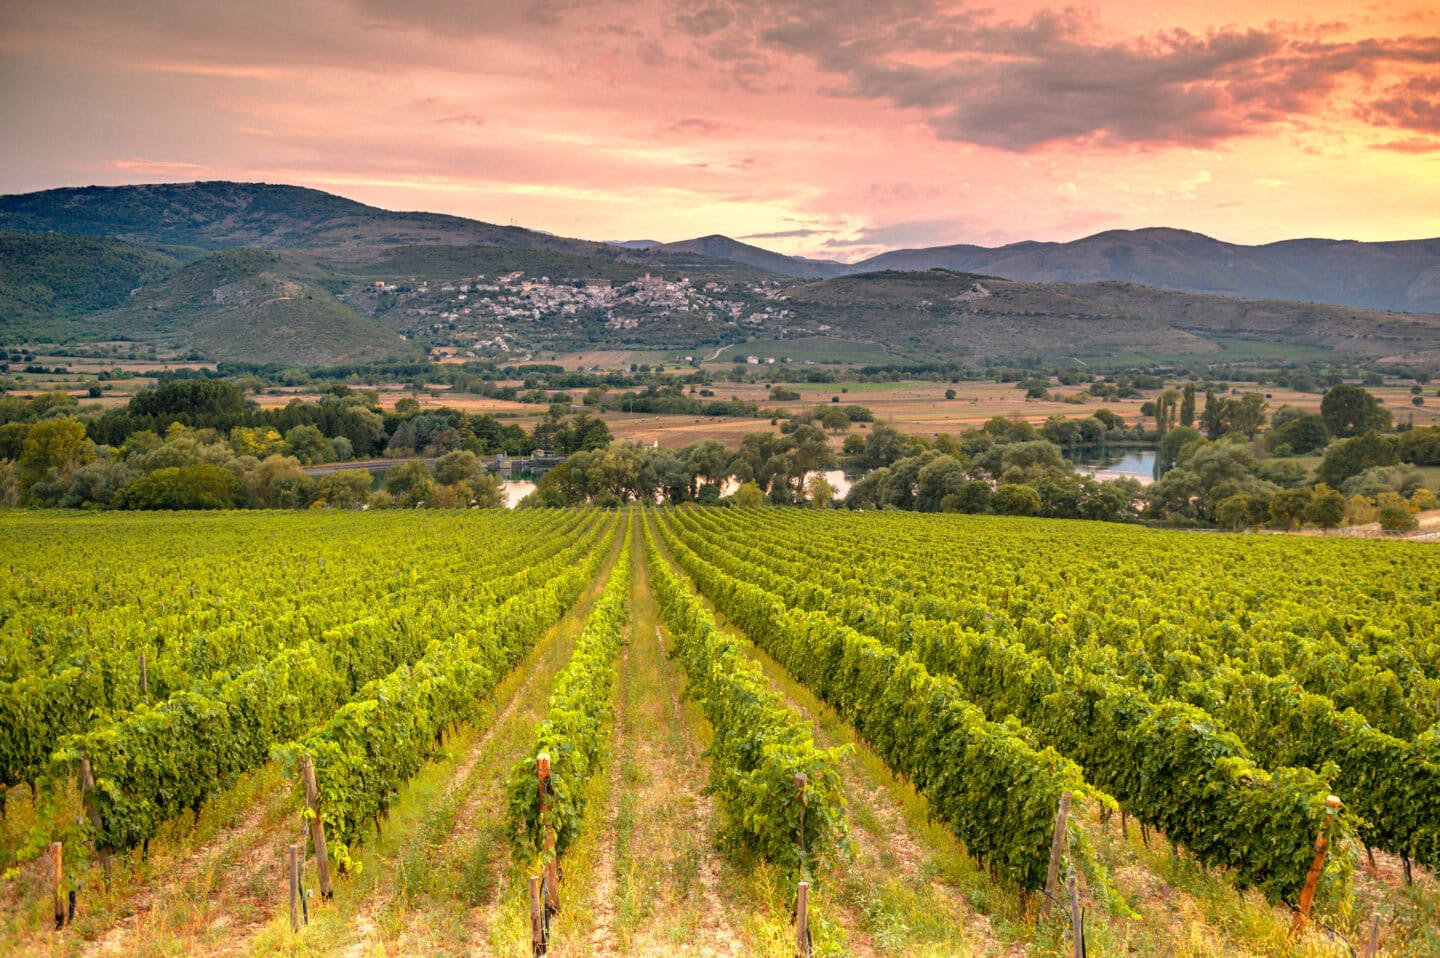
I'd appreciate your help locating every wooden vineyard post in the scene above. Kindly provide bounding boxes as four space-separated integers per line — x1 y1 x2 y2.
795 880 811 958
1366 911 1382 958
794 773 808 871
139 652 148 698
1289 795 1342 939
78 755 112 881
1042 790 1072 918
51 841 65 930
528 875 546 956
1067 872 1085 958
537 753 559 915
299 755 333 900
288 843 300 932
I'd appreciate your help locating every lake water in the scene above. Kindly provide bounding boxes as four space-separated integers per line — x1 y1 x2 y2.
502 480 536 507
1072 448 1158 484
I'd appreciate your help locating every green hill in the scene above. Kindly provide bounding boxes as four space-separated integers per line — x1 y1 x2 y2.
0 181 637 259
775 270 1440 364
82 249 420 365
0 232 177 330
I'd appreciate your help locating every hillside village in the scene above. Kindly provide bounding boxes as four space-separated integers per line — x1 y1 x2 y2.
344 270 799 360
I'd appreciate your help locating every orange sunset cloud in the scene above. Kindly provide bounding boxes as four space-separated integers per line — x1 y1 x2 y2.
0 0 1436 257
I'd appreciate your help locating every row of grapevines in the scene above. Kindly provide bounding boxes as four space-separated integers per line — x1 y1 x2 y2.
692 508 1440 869
48 512 614 858
642 514 848 876
284 514 620 866
712 507 1440 740
508 523 632 857
3 511 588 796
1180 668 1440 868
664 509 1351 903
656 513 1091 890
1 511 482 675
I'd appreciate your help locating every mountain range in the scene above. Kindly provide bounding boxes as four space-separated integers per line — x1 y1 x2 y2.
1 180 1437 367
635 230 1440 314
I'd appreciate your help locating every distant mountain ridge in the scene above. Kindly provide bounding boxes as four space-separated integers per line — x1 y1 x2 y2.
648 235 850 279
2 180 1438 367
4 182 1435 312
0 181 625 259
622 227 1440 314
846 228 1440 314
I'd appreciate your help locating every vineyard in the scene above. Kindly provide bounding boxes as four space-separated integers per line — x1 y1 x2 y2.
1 508 1437 957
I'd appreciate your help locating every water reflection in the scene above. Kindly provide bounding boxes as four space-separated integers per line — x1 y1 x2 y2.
503 480 536 508
1072 448 1158 484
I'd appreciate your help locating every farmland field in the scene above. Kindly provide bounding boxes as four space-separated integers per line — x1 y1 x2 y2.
1 508 1438 957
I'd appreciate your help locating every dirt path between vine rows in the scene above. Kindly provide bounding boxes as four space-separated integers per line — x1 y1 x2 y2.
648 513 1021 957
541 514 743 957
329 524 629 957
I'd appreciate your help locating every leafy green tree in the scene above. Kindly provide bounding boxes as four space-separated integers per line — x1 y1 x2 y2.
820 407 851 434
1270 404 1307 429
59 459 136 508
117 463 244 509
1179 383 1196 428
1320 385 1391 438
805 474 834 509
1377 495 1418 532
0 422 29 460
1264 414 1329 456
1079 477 1141 522
1398 426 1440 465
552 412 613 454
731 480 766 508
230 426 287 458
385 460 439 507
859 423 910 470
1157 426 1202 476
1042 415 1083 447
435 449 484 487
283 424 332 465
1152 389 1180 434
880 454 927 510
1256 459 1310 488
243 455 317 508
685 439 731 498
916 455 968 512
1144 468 1203 522
842 467 888 509
1230 393 1268 439
19 418 94 493
317 469 374 509
941 479 992 514
1184 439 1256 490
976 440 1066 482
641 449 692 504
128 379 250 432
1339 465 1425 499
1092 408 1125 431
1268 487 1313 529
1200 389 1227 440
1307 484 1346 529
1214 494 1252 530
992 483 1041 516
1318 432 1399 487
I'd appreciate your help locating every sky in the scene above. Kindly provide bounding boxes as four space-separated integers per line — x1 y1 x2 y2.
1 0 1438 261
